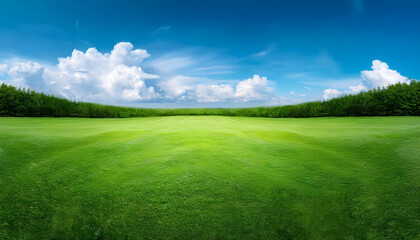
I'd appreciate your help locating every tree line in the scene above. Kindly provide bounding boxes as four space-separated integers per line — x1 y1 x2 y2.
0 81 419 118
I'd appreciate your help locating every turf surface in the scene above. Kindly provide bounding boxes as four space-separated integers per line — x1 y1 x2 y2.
0 116 419 239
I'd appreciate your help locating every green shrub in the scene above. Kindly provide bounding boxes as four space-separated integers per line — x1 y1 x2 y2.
0 81 419 118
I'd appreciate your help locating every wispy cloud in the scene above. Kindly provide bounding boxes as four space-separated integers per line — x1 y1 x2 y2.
1 41 411 107
149 56 193 72
285 72 315 79
313 51 340 74
0 64 8 73
0 42 279 106
252 43 276 57
189 65 235 76
193 65 231 71
151 25 171 35
301 77 362 89
264 51 341 78
146 48 236 78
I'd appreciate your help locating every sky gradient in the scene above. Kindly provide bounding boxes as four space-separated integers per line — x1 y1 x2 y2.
0 0 419 107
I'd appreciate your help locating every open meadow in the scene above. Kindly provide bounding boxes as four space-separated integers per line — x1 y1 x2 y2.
0 116 419 239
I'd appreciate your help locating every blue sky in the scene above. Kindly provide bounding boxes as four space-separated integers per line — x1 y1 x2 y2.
0 0 419 107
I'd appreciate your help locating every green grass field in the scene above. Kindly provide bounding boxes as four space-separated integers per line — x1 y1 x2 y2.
0 116 419 239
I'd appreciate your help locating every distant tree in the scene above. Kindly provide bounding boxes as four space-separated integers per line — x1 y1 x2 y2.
0 81 419 118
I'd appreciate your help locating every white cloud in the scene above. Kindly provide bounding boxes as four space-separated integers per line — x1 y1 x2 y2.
302 77 362 89
2 49 411 108
349 83 367 94
361 60 410 89
6 61 45 90
253 43 276 57
156 74 274 103
152 73 274 103
158 75 194 97
106 65 158 101
234 75 273 102
323 89 342 100
110 42 150 65
195 84 234 102
1 42 281 106
9 61 43 76
0 64 8 73
265 96 288 106
42 42 158 102
285 72 314 79
255 49 271 57
151 26 171 35
322 60 410 101
190 65 235 76
150 56 192 72
314 51 340 73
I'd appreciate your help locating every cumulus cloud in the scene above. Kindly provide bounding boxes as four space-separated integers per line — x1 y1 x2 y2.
158 75 194 97
1 42 278 105
6 61 45 90
42 42 158 102
234 75 273 102
9 61 43 76
349 83 368 94
323 89 342 100
361 60 410 89
154 74 273 103
322 60 411 100
195 84 234 102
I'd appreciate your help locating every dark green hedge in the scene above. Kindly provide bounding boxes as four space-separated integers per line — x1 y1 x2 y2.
0 81 419 118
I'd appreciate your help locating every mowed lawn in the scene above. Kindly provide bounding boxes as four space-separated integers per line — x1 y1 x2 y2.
0 116 419 239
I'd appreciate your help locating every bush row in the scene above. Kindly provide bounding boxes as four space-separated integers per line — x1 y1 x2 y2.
0 81 419 118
